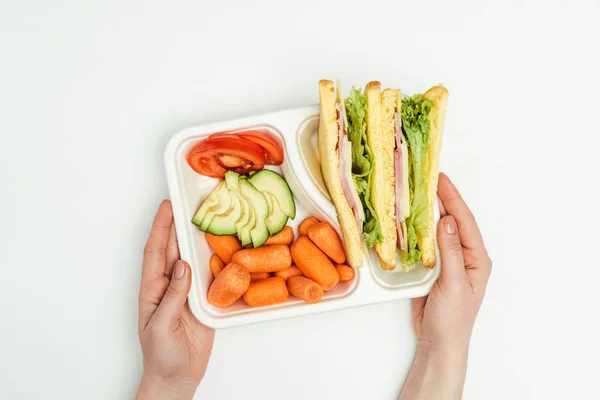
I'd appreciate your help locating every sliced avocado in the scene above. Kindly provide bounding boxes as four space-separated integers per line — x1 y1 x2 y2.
249 170 296 219
263 190 273 216
238 206 256 246
231 191 250 236
224 171 254 245
192 181 228 227
199 184 233 231
239 179 269 247
265 193 288 235
225 170 240 191
205 191 242 235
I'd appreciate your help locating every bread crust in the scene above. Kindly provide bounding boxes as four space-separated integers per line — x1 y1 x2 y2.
419 84 449 269
318 80 363 268
366 83 397 270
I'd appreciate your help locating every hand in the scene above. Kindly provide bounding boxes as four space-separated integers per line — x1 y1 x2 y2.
137 200 215 400
400 173 492 400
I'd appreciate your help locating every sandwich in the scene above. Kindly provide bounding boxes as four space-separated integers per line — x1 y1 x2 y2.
318 79 448 270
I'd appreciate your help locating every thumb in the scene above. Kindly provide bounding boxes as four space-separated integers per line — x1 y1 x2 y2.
437 215 467 285
154 260 192 327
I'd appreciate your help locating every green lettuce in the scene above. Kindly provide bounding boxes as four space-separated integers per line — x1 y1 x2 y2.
345 88 381 247
401 94 433 268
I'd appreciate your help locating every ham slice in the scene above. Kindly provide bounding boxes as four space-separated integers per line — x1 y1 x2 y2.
394 111 407 251
337 103 365 242
395 150 406 250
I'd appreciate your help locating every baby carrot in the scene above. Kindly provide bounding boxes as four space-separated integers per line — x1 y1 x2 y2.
243 277 289 307
209 254 225 278
274 266 303 281
335 264 355 282
205 233 241 264
231 244 292 273
250 272 270 282
207 263 250 307
291 236 339 291
307 222 346 264
298 216 319 236
287 276 323 304
264 226 294 246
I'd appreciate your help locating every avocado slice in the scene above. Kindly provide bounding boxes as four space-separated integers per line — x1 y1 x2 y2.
192 181 228 228
238 206 256 246
205 190 242 235
239 179 269 247
249 170 296 219
199 183 233 231
224 171 255 245
264 193 288 235
225 170 240 191
231 191 251 238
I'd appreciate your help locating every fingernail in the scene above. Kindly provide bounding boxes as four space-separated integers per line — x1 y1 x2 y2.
444 217 456 235
175 261 186 279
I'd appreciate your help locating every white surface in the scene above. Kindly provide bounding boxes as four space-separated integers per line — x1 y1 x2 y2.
1 1 599 399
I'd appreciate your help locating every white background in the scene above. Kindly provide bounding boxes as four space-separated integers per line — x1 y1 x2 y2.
1 1 599 399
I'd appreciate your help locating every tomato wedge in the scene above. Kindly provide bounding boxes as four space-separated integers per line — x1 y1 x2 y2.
187 137 265 178
237 131 284 165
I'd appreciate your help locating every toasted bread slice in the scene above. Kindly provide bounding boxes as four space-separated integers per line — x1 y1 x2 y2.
418 84 449 269
365 83 397 270
318 80 363 268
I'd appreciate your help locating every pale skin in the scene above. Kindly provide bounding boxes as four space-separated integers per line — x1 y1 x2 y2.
137 173 491 399
137 201 215 400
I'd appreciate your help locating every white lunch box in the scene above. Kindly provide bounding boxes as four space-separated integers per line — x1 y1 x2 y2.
164 106 440 329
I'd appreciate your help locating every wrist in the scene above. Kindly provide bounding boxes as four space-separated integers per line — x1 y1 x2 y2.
416 338 469 366
400 342 469 400
136 374 199 400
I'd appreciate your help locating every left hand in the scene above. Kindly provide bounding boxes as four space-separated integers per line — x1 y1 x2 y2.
137 200 215 400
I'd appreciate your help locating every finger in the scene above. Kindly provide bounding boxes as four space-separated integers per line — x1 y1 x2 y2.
437 215 468 285
437 173 485 251
142 200 173 283
138 277 168 334
437 194 448 217
153 260 192 329
411 296 427 337
165 222 179 277
411 296 426 318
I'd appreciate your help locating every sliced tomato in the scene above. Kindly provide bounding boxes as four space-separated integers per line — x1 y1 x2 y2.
237 130 284 165
187 137 265 178
204 132 236 142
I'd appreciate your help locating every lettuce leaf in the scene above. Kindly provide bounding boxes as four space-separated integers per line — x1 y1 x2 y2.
401 94 433 268
345 88 381 247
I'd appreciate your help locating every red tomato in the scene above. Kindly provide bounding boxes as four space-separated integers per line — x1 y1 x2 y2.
237 131 284 165
204 132 234 142
187 137 265 178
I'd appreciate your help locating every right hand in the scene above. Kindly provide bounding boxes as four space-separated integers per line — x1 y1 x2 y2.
412 173 492 358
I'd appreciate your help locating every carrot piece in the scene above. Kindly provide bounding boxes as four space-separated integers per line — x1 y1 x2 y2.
274 266 303 281
264 226 294 245
209 254 225 278
205 233 241 264
307 222 346 264
250 272 270 282
231 244 292 273
287 276 323 304
335 264 355 282
207 263 250 307
243 277 289 307
298 216 319 236
291 236 339 291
